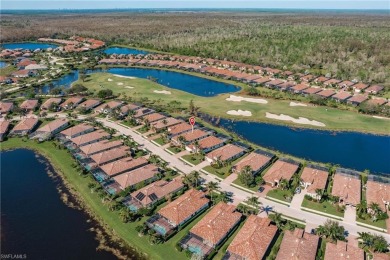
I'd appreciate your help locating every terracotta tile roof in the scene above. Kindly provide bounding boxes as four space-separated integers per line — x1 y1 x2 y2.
143 112 166 123
366 98 387 106
0 120 10 135
303 87 322 94
227 215 277 260
36 118 69 133
253 77 271 84
113 164 159 189
266 79 284 86
41 98 62 110
174 129 209 143
337 81 355 88
263 159 299 184
80 140 123 156
331 171 361 205
133 107 154 118
365 85 384 94
188 136 224 150
11 117 38 133
131 177 184 207
70 130 109 146
60 97 84 109
243 74 263 81
233 152 273 173
168 122 192 135
94 100 123 112
120 103 140 114
151 117 182 130
159 189 209 226
100 157 148 177
190 202 241 246
317 89 336 98
290 83 310 92
314 76 329 83
347 95 369 104
20 99 39 110
324 78 341 86
78 99 101 110
276 229 319 260
372 253 390 260
206 144 245 162
332 91 352 101
90 146 130 166
300 74 316 82
0 102 13 114
353 83 369 90
324 241 364 260
301 166 329 193
366 179 390 212
60 123 94 138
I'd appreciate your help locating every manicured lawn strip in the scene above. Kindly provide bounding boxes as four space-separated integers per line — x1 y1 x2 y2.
203 157 243 179
301 198 344 218
152 137 167 145
166 146 183 154
266 189 292 203
0 138 189 260
181 153 204 165
232 178 259 192
75 72 390 135
356 217 387 229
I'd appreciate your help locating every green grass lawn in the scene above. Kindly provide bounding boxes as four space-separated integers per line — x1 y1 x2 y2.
137 126 149 133
152 137 167 146
73 71 390 135
0 138 199 260
301 198 345 218
356 216 387 229
203 164 231 179
232 178 260 192
266 189 292 203
181 153 204 165
0 64 17 76
166 146 183 154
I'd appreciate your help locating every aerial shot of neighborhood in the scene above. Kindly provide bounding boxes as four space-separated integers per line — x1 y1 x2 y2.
0 1 389 260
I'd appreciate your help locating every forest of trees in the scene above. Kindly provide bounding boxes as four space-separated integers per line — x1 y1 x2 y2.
1 11 389 85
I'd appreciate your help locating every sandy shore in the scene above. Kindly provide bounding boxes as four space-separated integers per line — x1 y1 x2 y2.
290 102 307 107
154 90 171 95
266 112 326 127
226 95 268 104
227 110 252 116
113 74 136 79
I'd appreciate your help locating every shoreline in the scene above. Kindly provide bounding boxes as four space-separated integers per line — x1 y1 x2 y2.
1 144 146 260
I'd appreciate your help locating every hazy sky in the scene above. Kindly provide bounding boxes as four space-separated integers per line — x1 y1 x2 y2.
1 0 389 10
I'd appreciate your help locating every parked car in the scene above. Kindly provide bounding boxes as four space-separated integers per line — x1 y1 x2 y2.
295 187 301 194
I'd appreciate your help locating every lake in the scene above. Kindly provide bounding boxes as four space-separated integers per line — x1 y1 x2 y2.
0 61 7 68
40 67 240 97
218 118 390 174
103 47 149 55
2 42 58 50
0 149 140 259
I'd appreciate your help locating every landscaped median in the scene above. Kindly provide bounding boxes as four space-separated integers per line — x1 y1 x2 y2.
0 138 197 260
301 197 344 220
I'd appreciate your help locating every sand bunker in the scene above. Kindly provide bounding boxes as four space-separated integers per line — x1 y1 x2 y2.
117 82 124 86
125 86 134 89
226 95 268 104
266 112 325 127
154 90 171 95
107 78 113 82
373 116 390 120
227 110 252 117
290 102 307 107
113 74 136 79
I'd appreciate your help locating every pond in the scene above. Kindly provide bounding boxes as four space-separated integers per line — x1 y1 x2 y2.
103 47 149 55
218 118 390 174
0 61 7 68
1 42 58 50
39 67 240 97
0 149 141 259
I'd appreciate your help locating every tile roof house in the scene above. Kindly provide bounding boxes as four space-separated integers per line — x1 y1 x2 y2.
40 98 62 110
206 144 245 163
331 168 361 206
365 85 384 94
133 107 155 119
324 241 364 260
253 77 271 85
302 87 322 96
32 118 69 140
323 78 341 87
77 99 102 111
300 74 316 82
225 215 277 260
372 253 390 260
186 135 225 153
157 189 209 228
113 164 159 190
314 76 329 84
0 120 10 141
0 102 14 114
352 83 369 93
20 99 39 111
316 89 336 99
366 98 388 106
79 140 123 156
90 146 130 167
276 229 319 260
188 202 241 250
100 157 148 178
337 81 355 89
366 176 390 212
142 112 167 124
70 130 109 147
60 123 94 139
172 129 209 145
331 91 353 102
119 103 141 117
129 177 185 209
265 79 285 88
167 122 193 137
347 95 369 106
10 117 39 136
289 84 310 94
263 159 300 187
94 100 123 114
60 97 84 110
232 150 274 175
300 165 329 199
151 117 182 132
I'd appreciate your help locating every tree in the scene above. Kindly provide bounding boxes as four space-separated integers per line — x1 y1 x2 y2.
207 181 220 202
237 203 251 216
97 89 113 99
358 232 389 253
279 178 290 190
188 100 199 116
316 219 345 242
315 188 324 201
269 212 284 229
238 166 255 187
245 196 261 212
217 191 231 203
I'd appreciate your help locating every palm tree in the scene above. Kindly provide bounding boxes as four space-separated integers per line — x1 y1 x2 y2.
217 191 231 203
369 202 382 221
207 181 220 202
315 188 324 201
88 182 96 193
279 178 289 190
356 200 367 217
119 208 131 223
189 171 200 187
315 219 345 242
270 212 284 229
237 203 251 216
245 196 262 212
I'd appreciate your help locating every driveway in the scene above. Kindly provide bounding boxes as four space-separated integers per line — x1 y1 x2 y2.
290 189 307 210
344 206 357 224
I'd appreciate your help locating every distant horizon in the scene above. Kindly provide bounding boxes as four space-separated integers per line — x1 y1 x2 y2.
1 1 389 11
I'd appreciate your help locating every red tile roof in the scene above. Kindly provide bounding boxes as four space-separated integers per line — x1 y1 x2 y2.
90 146 130 166
263 160 299 184
0 120 10 135
365 85 384 94
20 99 39 110
276 229 319 260
100 157 148 177
0 102 13 114
11 117 38 133
347 95 369 104
113 164 159 189
353 83 369 90
324 241 364 260
300 166 328 194
366 179 390 212
80 140 123 156
41 98 62 110
331 172 361 205
60 123 94 138
317 89 336 98
60 97 84 109
36 118 69 133
303 87 322 94
233 152 272 173
143 112 166 123
187 136 224 151
168 122 192 135
206 144 245 162
173 129 208 143
366 98 387 106
332 91 352 101
70 130 109 146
